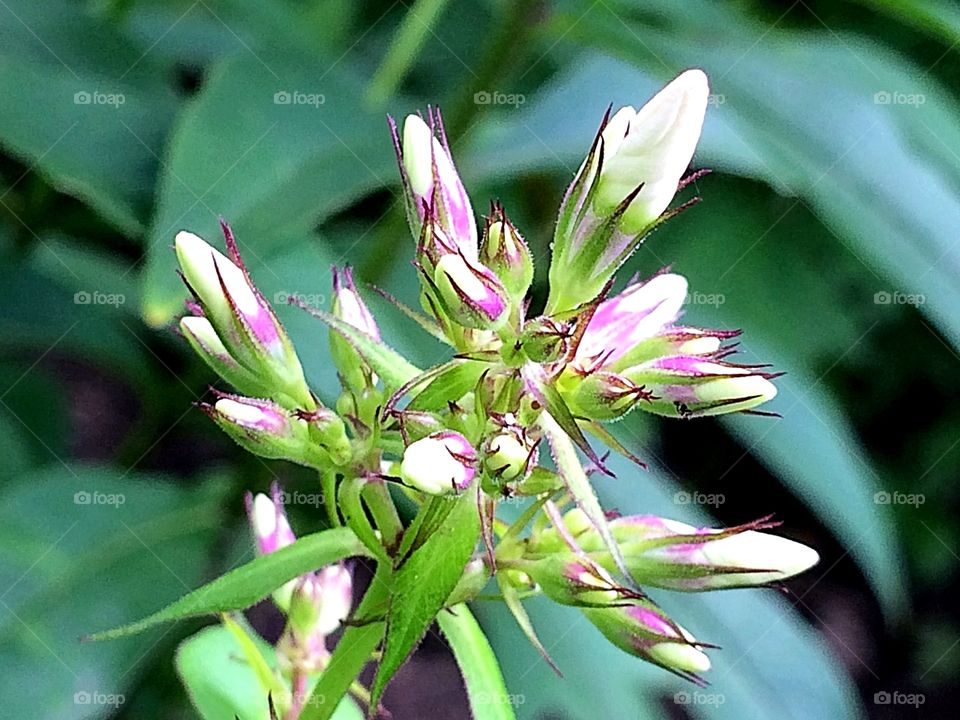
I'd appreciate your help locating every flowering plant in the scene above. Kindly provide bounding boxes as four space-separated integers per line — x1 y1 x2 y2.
93 69 817 720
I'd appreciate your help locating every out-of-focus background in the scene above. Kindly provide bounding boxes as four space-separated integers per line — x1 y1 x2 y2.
1 1 957 718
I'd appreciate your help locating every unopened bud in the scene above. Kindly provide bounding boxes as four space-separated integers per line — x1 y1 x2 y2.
520 316 570 363
624 357 778 418
480 206 533 303
204 395 327 467
180 315 269 397
484 431 532 480
400 430 478 495
393 111 477 258
582 600 711 675
433 253 509 330
175 226 312 408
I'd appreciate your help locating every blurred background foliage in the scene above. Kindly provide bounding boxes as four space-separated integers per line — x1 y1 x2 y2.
0 0 957 718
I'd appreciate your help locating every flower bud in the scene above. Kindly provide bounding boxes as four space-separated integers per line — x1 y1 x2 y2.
480 205 533 303
582 600 711 676
572 273 688 373
391 110 477 258
445 557 492 606
400 430 478 495
623 357 778 418
245 485 298 610
179 315 270 397
595 70 709 234
609 326 739 372
518 556 624 607
520 316 570 363
330 265 380 390
432 252 509 330
483 430 532 480
203 394 328 467
175 225 313 408
312 562 353 636
582 515 819 591
566 370 654 421
246 486 297 555
546 71 709 313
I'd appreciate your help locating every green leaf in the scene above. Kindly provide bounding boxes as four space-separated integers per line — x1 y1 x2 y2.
0 0 179 235
140 51 403 326
438 604 517 720
408 359 489 412
371 490 481 710
88 527 372 640
0 464 228 720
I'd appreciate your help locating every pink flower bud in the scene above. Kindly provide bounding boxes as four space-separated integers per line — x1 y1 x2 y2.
582 600 711 677
400 430 478 495
245 484 297 555
391 109 477 258
432 251 509 330
331 265 379 339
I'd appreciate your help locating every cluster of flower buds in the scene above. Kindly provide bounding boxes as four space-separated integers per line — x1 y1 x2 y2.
246 485 352 673
167 68 818 689
176 226 352 465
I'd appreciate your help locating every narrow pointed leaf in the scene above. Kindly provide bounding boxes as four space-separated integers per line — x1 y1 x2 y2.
498 580 561 677
87 527 371 640
371 490 481 711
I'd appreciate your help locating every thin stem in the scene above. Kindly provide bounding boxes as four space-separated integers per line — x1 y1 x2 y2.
320 469 341 528
362 478 403 553
285 671 308 720
365 0 451 107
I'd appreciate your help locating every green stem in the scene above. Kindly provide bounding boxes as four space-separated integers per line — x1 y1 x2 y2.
365 0 451 108
339 477 388 562
362 479 403 553
320 469 341 528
